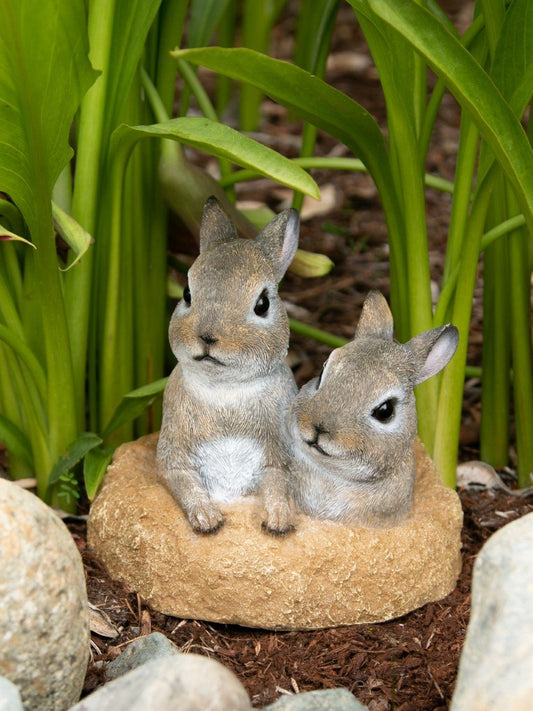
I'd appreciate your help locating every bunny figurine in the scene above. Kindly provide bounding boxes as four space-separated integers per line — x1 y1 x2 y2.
156 196 300 535
288 290 459 527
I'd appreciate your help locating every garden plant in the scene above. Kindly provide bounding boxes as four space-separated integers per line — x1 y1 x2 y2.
0 0 531 512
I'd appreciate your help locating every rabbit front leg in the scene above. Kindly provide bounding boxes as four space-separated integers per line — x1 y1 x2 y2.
157 444 224 534
260 464 296 536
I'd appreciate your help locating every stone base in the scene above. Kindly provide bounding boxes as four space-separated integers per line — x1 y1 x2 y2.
88 433 463 630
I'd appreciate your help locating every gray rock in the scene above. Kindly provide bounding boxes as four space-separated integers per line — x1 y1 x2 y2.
106 632 179 681
0 479 89 711
263 688 367 710
0 677 23 711
451 512 533 711
71 654 252 710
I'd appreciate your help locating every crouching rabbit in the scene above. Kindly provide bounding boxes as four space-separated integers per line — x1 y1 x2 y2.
288 290 459 527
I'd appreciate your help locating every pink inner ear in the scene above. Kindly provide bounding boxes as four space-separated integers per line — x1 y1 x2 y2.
416 327 459 385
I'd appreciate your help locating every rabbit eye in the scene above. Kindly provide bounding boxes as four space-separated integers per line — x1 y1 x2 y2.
372 398 396 423
183 286 191 306
254 289 270 317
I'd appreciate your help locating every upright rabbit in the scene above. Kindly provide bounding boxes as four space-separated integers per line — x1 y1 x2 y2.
288 290 459 527
157 196 299 535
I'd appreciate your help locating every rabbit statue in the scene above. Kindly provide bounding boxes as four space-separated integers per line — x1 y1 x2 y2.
288 289 459 527
157 196 300 535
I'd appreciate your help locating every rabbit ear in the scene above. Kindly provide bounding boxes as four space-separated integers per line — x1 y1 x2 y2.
407 324 459 385
199 196 238 253
354 290 394 340
256 208 300 282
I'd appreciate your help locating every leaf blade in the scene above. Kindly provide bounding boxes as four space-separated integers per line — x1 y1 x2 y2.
113 117 321 199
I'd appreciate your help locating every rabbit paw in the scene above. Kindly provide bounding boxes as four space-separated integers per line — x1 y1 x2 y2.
188 502 225 534
261 500 296 537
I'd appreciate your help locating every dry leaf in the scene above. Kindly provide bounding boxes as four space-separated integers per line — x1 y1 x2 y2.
89 603 119 639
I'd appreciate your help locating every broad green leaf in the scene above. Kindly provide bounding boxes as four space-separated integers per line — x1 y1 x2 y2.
47 432 103 490
0 414 33 468
51 202 93 271
84 446 114 500
102 377 168 440
112 117 320 199
357 0 533 227
0 0 98 238
172 48 397 211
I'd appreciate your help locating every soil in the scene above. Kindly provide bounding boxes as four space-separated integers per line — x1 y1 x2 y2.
4 2 532 709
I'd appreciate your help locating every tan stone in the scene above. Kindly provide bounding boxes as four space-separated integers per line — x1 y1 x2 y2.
88 433 463 630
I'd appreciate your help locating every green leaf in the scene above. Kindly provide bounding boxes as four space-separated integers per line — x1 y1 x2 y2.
84 446 114 500
171 48 397 210
51 202 93 271
0 0 98 238
102 377 168 440
112 116 320 199
188 0 234 48
0 223 35 248
0 324 47 401
0 414 33 468
47 432 103 489
357 0 533 227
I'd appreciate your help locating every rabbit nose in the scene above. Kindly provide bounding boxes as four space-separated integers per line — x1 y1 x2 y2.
305 423 330 456
200 333 218 346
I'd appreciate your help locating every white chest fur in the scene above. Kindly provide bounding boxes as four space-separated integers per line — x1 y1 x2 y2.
196 437 264 503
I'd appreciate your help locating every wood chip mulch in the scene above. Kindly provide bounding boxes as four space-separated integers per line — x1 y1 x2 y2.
72 488 531 710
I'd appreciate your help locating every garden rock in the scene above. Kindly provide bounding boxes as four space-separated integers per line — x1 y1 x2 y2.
451 512 533 711
88 433 463 629
106 632 179 681
0 479 89 711
71 653 252 710
263 688 368 710
0 676 23 711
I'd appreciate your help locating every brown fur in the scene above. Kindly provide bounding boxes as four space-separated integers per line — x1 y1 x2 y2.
288 290 459 527
156 197 299 534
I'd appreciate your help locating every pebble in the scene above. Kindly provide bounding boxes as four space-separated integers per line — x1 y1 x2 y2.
0 677 23 711
106 632 179 681
70 654 252 710
0 479 89 710
263 688 368 710
451 512 533 711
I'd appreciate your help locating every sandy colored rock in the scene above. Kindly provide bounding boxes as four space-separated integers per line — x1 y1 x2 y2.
88 433 462 630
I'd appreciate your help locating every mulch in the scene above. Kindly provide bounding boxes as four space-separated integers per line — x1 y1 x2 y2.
73 489 531 710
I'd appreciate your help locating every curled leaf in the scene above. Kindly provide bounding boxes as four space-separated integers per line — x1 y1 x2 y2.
0 222 35 248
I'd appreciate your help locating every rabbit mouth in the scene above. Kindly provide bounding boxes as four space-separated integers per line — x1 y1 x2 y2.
305 439 330 457
194 353 225 365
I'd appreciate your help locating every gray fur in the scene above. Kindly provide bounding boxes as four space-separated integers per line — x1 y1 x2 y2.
157 197 299 535
288 290 459 527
